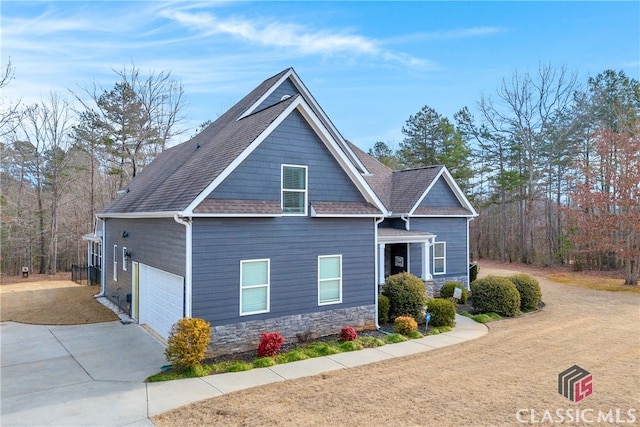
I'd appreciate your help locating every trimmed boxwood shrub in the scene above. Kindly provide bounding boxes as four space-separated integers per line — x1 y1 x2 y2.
509 273 542 312
439 282 468 304
378 294 390 324
471 275 521 317
382 272 428 321
426 298 456 327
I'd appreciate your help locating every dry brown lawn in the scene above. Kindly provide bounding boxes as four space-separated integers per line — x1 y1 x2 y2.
0 276 118 324
153 262 640 427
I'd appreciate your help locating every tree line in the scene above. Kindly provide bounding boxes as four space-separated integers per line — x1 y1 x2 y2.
1 63 185 275
369 65 639 285
1 62 638 284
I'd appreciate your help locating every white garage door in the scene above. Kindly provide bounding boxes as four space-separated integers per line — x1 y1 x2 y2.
138 263 184 340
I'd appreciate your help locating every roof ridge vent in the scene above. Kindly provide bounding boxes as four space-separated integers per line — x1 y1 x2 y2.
280 95 291 101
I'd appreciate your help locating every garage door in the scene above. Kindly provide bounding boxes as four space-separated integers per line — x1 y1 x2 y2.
138 263 184 340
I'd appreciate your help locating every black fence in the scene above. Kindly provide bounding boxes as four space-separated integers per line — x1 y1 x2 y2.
71 264 101 285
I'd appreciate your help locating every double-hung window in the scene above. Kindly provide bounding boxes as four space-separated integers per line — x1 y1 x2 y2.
122 247 128 272
433 242 446 274
240 259 270 315
282 165 307 215
113 245 118 281
318 255 342 305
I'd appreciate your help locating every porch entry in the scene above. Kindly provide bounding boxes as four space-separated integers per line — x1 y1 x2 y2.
388 244 408 276
377 228 436 285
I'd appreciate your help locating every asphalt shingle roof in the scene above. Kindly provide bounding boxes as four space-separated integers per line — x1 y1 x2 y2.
310 201 382 216
101 68 473 218
102 69 295 214
389 166 443 214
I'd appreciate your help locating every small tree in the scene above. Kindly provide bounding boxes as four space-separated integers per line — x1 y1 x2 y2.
165 318 211 370
567 124 640 285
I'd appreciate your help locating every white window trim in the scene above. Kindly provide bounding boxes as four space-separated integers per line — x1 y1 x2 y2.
318 254 342 305
281 164 308 216
122 247 128 272
433 241 446 275
240 259 270 316
113 245 118 281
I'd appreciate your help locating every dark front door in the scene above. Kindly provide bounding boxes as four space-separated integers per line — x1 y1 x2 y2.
389 243 408 276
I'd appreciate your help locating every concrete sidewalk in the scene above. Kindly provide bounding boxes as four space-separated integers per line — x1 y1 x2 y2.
0 315 487 426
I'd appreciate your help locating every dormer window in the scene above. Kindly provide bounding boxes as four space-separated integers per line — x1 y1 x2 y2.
281 165 307 215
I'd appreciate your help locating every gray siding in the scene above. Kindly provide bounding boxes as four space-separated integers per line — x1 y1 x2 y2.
256 78 300 112
210 110 366 203
410 217 469 286
409 242 422 278
104 218 185 314
191 217 375 326
420 177 462 208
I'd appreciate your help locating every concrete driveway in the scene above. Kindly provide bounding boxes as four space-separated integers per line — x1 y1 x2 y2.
1 321 167 427
1 316 489 426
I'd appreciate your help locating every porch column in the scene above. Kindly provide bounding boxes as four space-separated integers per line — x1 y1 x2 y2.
378 243 386 284
422 240 432 280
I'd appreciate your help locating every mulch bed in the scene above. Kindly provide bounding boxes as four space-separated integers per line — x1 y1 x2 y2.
201 304 473 367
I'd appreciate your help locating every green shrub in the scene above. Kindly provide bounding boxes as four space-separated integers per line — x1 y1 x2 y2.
303 342 340 357
226 361 253 372
407 330 424 339
359 336 386 348
439 282 468 304
426 298 456 327
384 333 408 344
189 364 209 377
275 349 309 363
339 340 363 352
253 357 276 368
509 273 542 312
460 311 502 324
394 315 418 335
427 325 452 335
469 263 479 282
471 275 521 317
382 272 428 320
378 294 390 324
165 317 211 370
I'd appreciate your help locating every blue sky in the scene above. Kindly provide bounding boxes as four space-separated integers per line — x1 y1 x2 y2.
2 1 639 152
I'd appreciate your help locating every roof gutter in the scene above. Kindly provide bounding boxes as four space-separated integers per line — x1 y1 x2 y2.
173 214 192 318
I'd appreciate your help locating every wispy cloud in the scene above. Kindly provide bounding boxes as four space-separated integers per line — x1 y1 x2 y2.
387 26 508 45
161 9 432 68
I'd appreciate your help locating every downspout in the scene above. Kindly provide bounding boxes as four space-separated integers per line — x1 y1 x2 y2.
401 215 410 231
374 216 385 330
174 214 192 318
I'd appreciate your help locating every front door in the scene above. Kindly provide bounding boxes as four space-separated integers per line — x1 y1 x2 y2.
389 243 408 276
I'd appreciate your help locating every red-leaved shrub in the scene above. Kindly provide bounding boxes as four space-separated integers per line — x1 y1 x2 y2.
257 331 285 357
339 326 358 341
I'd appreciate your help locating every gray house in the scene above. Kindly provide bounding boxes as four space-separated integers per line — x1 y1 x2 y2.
91 68 477 353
